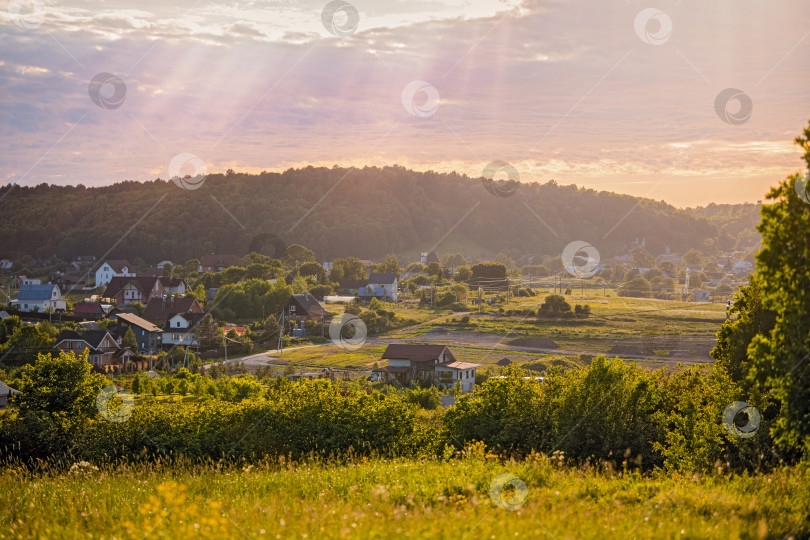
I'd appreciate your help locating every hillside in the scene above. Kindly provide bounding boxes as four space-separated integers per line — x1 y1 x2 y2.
0 166 742 263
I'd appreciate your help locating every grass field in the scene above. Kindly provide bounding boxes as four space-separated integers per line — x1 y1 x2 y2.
2 454 807 539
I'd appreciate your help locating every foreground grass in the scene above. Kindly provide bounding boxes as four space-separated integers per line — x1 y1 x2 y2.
1 456 807 539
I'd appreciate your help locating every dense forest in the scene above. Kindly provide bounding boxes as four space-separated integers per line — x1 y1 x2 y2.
0 166 752 263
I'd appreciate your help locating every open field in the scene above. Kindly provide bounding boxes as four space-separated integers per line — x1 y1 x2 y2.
259 294 727 374
1 456 807 539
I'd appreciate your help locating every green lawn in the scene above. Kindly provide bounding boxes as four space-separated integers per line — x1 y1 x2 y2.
1 455 806 539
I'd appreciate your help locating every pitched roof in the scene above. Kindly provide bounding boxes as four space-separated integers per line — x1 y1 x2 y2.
200 254 241 269
142 297 202 321
16 284 58 302
158 276 187 288
115 312 161 333
442 361 480 370
381 344 456 363
73 302 104 314
367 272 397 284
55 329 115 350
288 293 324 317
0 381 20 396
103 276 159 298
338 279 367 289
103 260 133 273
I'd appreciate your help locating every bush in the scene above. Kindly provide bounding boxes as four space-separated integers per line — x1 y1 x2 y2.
405 386 441 410
538 294 572 317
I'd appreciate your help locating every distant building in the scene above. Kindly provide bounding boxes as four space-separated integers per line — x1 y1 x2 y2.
284 293 329 323
693 289 711 302
732 261 754 275
0 259 12 270
198 254 241 273
142 297 203 324
95 260 135 287
420 251 440 265
162 312 204 348
54 328 136 372
103 277 165 306
113 312 162 354
372 344 479 393
11 284 66 312
360 272 398 302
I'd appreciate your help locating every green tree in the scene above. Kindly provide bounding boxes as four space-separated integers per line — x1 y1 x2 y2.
538 294 571 316
122 326 137 350
747 122 810 454
619 276 652 298
284 244 317 268
196 314 222 351
14 350 106 421
0 324 55 366
375 254 401 278
452 265 472 282
683 249 703 266
630 247 656 268
330 257 366 281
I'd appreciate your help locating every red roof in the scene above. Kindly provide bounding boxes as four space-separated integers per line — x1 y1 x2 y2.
73 302 104 314
222 325 247 336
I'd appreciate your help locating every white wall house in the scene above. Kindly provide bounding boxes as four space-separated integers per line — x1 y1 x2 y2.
11 284 67 312
161 313 200 348
95 260 135 287
360 273 398 302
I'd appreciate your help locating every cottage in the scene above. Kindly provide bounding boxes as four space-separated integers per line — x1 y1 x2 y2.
55 329 135 371
359 273 398 302
198 254 241 273
103 276 165 306
142 297 203 324
162 312 204 348
11 284 67 312
95 260 135 287
114 312 162 354
284 293 329 322
158 276 189 296
73 302 107 318
0 259 12 270
372 344 479 393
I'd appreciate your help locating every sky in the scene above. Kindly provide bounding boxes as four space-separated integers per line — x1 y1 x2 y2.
1 0 809 207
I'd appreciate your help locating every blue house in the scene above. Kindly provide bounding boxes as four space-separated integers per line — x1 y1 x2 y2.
11 284 67 312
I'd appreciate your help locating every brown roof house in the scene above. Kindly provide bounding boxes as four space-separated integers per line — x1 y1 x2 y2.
372 344 479 393
142 297 203 325
95 260 135 287
198 254 241 273
103 276 165 306
55 328 135 373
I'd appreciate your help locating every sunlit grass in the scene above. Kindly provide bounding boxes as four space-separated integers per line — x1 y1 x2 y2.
1 455 806 539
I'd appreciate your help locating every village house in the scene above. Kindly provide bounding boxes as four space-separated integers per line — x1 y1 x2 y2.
359 272 398 302
284 293 329 322
54 328 137 372
95 260 135 287
372 344 479 393
103 276 165 306
0 259 13 271
10 283 67 312
162 312 204 348
198 254 241 273
142 297 203 325
113 312 162 354
73 302 111 318
159 276 189 296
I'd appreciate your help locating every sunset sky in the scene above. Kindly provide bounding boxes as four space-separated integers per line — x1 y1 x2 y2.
2 0 809 207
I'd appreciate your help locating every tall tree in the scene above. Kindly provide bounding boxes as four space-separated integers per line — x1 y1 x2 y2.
747 121 810 454
375 254 401 278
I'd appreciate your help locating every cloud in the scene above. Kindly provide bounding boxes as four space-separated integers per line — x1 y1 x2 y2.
0 0 808 206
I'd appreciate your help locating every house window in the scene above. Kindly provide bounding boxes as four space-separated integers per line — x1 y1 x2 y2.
141 330 145 335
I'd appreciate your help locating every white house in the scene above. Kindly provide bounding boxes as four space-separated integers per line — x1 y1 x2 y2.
0 259 13 270
162 312 203 348
95 260 135 287
11 284 67 312
360 273 398 302
372 344 480 393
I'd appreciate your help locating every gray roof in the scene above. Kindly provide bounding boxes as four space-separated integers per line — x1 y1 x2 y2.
367 272 397 285
0 381 20 396
16 284 58 301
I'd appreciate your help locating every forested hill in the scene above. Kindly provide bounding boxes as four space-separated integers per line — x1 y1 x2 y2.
0 166 747 263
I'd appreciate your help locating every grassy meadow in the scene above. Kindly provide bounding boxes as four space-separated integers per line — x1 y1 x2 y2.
2 454 807 539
